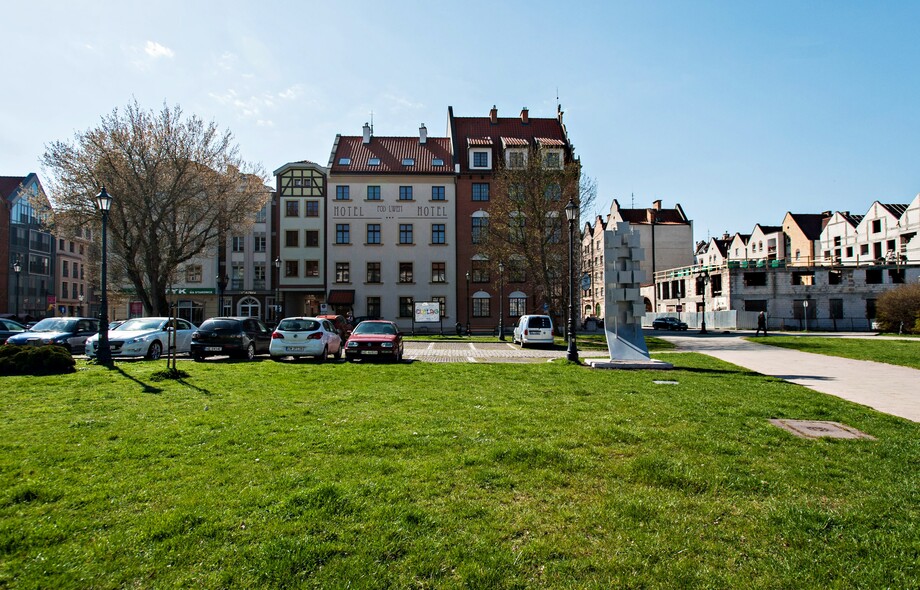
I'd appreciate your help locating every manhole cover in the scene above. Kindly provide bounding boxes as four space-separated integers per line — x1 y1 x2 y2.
769 419 876 440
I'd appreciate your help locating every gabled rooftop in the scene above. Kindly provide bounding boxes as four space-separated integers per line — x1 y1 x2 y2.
330 135 454 175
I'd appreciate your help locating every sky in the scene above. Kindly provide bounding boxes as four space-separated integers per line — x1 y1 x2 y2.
3 1 919 241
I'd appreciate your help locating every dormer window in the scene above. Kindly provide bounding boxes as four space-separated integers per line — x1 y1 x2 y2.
402 158 415 166
543 150 562 169
470 150 491 170
368 158 381 166
507 150 526 169
338 157 351 165
432 158 444 166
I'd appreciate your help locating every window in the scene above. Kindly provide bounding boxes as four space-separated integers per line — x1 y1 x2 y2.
744 300 767 312
62 260 69 277
472 259 489 282
472 151 489 168
285 200 299 217
472 183 490 201
367 297 381 318
860 244 869 256
508 151 525 168
829 299 844 320
845 246 853 258
510 212 525 243
335 262 350 283
285 260 299 277
402 158 415 166
285 230 299 248
431 262 446 283
338 157 351 165
889 269 905 284
305 230 319 247
69 241 75 253
186 265 202 283
431 186 445 201
866 299 876 319
508 260 526 283
399 186 413 201
509 295 526 317
432 296 447 317
367 186 381 200
305 260 319 277
254 233 266 252
62 281 68 299
255 205 267 223
743 272 767 287
399 224 413 245
473 296 490 317
59 238 65 250
543 151 561 169
399 297 414 318
366 223 381 244
336 186 350 200
72 283 78 300
305 201 319 217
829 270 843 285
509 183 525 202
336 224 351 244
472 216 489 244
231 265 245 289
232 236 245 252
399 262 414 283
791 271 815 286
431 223 446 244
545 214 561 243
432 158 444 166
367 262 381 283
544 183 562 201
865 269 882 284
368 158 381 166
254 264 266 289
871 219 881 233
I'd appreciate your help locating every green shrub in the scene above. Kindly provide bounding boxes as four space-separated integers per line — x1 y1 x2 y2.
876 283 920 334
0 344 76 376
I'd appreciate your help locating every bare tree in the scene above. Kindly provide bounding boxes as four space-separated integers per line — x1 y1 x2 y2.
480 147 596 324
42 100 268 315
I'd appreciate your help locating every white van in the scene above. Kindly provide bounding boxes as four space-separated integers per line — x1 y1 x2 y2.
512 315 554 348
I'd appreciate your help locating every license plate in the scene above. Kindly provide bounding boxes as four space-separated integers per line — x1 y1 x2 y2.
286 346 304 352
361 350 378 355
204 346 223 352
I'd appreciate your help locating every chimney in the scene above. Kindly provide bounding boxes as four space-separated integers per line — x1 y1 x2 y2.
489 105 498 124
520 107 529 124
419 123 427 144
652 199 662 211
362 122 371 144
723 232 730 240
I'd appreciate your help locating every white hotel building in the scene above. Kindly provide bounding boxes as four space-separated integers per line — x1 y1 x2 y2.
327 124 457 330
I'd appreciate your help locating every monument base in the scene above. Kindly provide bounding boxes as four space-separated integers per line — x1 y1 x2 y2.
588 358 674 370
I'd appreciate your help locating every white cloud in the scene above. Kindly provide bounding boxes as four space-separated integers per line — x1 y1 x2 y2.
144 41 175 59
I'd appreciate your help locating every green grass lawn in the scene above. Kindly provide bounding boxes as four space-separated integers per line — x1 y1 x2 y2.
1 357 917 588
750 336 920 370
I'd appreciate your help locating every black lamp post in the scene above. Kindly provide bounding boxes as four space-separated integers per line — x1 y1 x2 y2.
565 198 579 362
699 270 710 334
465 271 471 336
94 186 113 366
217 274 228 316
274 257 282 319
12 258 21 317
497 261 505 340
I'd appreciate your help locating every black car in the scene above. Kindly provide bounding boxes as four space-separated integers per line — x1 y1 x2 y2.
651 316 689 331
190 317 271 361
0 319 27 345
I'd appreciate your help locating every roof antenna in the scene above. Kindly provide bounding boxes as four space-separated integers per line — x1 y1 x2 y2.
370 111 374 134
631 192 634 208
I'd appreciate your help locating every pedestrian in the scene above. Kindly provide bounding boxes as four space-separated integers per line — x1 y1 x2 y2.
756 311 767 336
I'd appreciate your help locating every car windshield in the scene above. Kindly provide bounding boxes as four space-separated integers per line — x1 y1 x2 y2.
29 318 77 332
199 319 240 331
352 322 397 335
277 319 320 332
115 318 165 331
527 316 552 329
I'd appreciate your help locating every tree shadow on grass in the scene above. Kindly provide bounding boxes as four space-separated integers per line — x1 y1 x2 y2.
107 364 163 394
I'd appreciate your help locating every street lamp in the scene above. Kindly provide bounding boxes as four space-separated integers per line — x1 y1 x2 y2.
274 256 282 319
78 294 84 316
465 271 471 336
217 274 228 316
803 298 809 332
94 186 113 366
12 258 21 317
497 261 505 340
699 270 710 334
565 198 579 362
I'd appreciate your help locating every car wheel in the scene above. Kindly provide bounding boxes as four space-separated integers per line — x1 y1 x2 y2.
146 341 163 360
192 352 205 362
245 343 255 361
333 343 343 360
316 346 327 363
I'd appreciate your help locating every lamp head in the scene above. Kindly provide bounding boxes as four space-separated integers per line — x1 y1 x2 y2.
95 186 113 212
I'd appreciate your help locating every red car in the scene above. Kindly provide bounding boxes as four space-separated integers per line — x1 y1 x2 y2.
317 314 353 341
344 320 404 363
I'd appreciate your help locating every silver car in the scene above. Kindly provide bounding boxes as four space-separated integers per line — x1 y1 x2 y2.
5 317 100 353
85 317 198 360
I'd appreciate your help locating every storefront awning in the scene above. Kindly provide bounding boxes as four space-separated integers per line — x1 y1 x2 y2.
327 290 355 305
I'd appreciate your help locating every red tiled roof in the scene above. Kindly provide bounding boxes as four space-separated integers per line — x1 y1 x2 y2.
500 137 529 147
0 176 26 201
451 114 569 173
535 137 565 147
468 137 493 146
330 136 454 174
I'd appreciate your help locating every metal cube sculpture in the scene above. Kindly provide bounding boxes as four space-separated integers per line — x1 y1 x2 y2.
603 222 651 361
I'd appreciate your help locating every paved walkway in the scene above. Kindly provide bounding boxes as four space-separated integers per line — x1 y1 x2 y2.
661 332 920 423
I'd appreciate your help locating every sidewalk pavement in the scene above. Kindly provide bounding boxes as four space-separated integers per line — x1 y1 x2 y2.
661 332 920 423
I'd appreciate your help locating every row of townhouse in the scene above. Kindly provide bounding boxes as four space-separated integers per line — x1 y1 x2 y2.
2 174 94 322
653 196 920 331
162 105 575 332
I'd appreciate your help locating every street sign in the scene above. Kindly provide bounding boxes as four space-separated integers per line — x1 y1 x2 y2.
580 272 591 291
676 305 683 312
